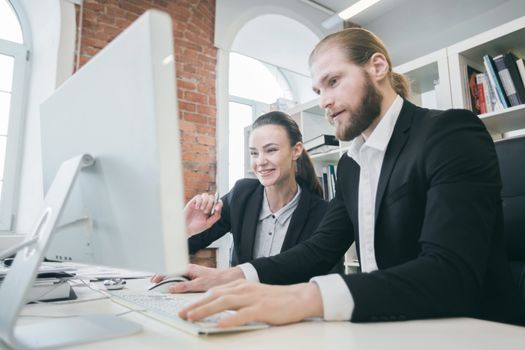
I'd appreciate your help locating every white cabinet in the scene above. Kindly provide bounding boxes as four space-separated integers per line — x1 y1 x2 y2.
394 48 452 110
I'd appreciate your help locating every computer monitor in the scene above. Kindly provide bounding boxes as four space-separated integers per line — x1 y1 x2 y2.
0 10 189 349
40 9 188 274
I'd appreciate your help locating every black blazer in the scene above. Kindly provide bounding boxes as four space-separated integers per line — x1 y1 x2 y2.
251 100 525 324
188 179 341 271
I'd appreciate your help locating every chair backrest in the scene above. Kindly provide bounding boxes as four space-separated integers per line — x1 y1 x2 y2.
494 136 525 302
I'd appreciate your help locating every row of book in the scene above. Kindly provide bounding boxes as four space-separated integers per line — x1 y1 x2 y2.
319 164 337 201
467 52 525 114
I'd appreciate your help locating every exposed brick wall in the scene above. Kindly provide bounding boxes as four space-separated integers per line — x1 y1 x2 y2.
77 0 218 266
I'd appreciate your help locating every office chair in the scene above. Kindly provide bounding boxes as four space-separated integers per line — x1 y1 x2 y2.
494 135 525 302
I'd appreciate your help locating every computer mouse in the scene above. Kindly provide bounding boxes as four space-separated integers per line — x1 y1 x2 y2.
147 276 190 293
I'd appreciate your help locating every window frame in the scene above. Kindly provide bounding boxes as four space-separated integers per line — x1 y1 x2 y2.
0 0 31 232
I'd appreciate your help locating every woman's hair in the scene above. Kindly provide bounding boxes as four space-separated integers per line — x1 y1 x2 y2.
309 27 410 99
252 111 323 197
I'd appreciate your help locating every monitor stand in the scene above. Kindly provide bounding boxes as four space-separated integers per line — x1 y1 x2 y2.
0 155 142 350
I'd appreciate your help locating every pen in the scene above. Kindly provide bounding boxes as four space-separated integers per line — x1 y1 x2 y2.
210 191 219 216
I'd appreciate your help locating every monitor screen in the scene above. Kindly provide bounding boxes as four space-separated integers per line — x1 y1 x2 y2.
39 10 188 275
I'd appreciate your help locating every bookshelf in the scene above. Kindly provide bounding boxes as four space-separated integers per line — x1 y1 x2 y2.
287 100 347 201
447 15 525 136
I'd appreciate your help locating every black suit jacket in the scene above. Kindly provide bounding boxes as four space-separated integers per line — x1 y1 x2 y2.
188 179 341 271
251 100 525 324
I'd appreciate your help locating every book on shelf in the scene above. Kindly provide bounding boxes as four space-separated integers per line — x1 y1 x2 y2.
482 72 499 113
305 134 339 155
493 52 525 107
516 58 525 87
475 73 487 114
319 164 337 200
477 73 495 113
483 54 509 109
466 65 482 114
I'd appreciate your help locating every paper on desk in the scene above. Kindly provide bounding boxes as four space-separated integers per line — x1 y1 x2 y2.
42 261 153 280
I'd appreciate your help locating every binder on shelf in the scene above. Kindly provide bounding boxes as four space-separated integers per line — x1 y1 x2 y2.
305 134 339 155
483 54 509 109
516 58 525 86
493 52 525 107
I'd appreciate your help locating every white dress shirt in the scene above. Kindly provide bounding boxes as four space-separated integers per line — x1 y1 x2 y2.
311 95 404 320
242 96 404 321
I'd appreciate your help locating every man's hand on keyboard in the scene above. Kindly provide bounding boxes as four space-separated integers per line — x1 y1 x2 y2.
151 264 245 293
178 280 323 327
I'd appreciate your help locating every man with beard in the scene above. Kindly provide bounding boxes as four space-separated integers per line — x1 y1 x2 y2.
175 28 524 327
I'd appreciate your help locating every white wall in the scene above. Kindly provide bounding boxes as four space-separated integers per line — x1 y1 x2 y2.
15 0 75 234
214 0 338 195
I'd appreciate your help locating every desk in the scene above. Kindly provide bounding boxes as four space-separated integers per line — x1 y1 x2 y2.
16 279 525 350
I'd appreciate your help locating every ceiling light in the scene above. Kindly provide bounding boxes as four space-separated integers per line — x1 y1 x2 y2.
322 0 382 29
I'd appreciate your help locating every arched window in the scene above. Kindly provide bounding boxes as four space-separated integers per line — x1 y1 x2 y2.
0 0 30 231
228 52 293 188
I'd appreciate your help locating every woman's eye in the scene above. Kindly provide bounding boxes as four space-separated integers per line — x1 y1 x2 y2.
329 78 337 86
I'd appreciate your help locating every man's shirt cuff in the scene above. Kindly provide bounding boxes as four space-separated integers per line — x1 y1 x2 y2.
310 274 354 321
238 263 260 283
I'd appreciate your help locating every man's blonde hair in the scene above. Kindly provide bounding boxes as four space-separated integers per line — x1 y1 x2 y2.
309 28 410 99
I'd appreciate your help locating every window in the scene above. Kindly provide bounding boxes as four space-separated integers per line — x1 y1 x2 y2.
0 0 30 231
228 53 292 188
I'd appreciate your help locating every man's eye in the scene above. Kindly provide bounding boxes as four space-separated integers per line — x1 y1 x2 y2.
329 78 337 86
250 152 258 157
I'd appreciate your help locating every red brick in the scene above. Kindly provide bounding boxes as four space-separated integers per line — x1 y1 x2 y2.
78 0 217 197
178 101 196 112
197 135 215 146
177 80 197 91
184 91 207 105
184 112 207 124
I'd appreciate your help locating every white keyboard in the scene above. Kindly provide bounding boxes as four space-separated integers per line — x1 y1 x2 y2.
109 290 268 335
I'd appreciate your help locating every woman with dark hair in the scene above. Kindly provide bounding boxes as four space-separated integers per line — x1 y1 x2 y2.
152 111 341 289
185 111 333 265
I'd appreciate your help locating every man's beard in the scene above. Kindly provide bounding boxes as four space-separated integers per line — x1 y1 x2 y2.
333 73 383 142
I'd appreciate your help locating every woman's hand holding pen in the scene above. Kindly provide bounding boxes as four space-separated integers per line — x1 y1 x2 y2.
184 192 222 237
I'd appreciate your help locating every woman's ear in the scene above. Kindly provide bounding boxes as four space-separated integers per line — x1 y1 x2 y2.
292 142 304 160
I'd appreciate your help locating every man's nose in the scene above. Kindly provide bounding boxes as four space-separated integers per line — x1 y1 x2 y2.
319 92 333 110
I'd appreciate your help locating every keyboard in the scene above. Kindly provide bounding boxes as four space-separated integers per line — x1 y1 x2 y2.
109 290 268 335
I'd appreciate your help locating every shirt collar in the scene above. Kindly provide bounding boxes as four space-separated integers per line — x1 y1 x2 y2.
347 95 403 158
259 185 302 224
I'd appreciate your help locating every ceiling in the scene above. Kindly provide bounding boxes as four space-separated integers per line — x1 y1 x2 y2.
226 0 525 98
300 0 523 64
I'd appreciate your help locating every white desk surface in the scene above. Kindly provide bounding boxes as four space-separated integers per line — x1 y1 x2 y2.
17 278 525 350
